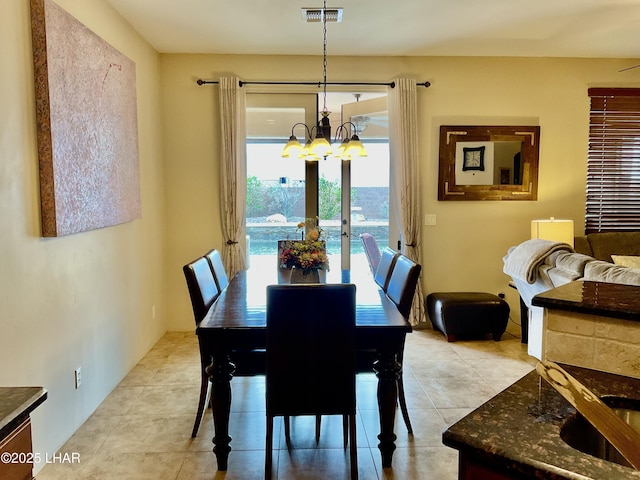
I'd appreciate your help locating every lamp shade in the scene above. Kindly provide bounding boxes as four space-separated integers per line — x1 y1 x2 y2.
309 135 332 158
334 139 350 159
344 137 367 157
531 218 574 247
282 136 303 158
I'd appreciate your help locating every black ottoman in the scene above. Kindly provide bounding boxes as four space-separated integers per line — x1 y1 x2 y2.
426 292 510 342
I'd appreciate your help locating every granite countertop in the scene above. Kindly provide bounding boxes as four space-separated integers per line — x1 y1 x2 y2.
532 280 640 322
443 365 640 479
0 387 47 438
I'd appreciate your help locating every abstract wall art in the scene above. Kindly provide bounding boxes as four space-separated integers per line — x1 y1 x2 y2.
30 0 141 236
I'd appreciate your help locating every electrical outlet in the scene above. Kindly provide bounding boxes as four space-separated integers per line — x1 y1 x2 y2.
424 214 437 226
74 367 82 389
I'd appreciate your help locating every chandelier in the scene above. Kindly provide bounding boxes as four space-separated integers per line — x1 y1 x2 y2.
281 0 367 161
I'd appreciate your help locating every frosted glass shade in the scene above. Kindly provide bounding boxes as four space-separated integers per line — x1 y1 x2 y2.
309 136 332 158
282 136 303 158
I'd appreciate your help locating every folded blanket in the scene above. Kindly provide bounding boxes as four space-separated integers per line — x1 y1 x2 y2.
503 239 574 284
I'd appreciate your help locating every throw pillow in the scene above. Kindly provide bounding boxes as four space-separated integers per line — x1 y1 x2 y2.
611 255 640 269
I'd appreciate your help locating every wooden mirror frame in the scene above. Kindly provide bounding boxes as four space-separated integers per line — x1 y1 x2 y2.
438 125 540 201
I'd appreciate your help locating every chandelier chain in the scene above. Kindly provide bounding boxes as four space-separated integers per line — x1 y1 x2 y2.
279 0 368 160
322 0 328 113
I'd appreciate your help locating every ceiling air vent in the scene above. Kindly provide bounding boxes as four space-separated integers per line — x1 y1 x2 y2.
302 7 343 23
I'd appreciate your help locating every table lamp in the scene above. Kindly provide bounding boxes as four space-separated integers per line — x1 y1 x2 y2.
531 217 574 247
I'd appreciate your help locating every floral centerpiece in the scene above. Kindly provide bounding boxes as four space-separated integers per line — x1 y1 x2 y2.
279 218 329 275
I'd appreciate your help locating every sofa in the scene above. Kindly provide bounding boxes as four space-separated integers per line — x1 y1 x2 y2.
502 232 640 358
574 231 640 262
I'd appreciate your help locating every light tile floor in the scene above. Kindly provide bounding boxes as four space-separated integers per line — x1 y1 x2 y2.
37 325 536 480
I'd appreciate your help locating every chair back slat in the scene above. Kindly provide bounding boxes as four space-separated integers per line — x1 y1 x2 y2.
183 257 220 324
374 247 400 291
386 254 422 318
266 284 356 417
205 249 229 291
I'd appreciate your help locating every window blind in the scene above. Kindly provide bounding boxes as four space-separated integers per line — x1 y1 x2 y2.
586 88 640 233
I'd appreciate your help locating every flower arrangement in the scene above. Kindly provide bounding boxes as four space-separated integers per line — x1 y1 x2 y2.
279 218 329 273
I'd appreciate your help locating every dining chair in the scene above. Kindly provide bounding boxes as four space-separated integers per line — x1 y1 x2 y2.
183 256 221 438
265 284 358 480
374 247 400 291
386 254 422 318
360 233 382 275
204 249 229 292
385 253 422 435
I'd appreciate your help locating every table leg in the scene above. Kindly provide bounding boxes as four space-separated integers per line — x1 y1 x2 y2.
373 350 400 468
205 353 236 471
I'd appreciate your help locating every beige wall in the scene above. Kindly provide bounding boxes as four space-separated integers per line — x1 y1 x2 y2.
1 0 165 470
161 54 640 333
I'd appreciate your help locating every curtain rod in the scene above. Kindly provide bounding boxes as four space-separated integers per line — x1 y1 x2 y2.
196 79 431 88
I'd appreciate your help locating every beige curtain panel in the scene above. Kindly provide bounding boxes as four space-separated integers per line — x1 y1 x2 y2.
219 76 247 276
389 78 425 326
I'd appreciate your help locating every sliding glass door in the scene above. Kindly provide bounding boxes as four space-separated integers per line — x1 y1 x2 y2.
319 95 390 270
245 94 317 270
245 92 389 272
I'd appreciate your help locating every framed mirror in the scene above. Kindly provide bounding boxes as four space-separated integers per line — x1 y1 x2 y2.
438 125 540 201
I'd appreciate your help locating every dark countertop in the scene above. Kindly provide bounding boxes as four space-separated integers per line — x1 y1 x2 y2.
443 365 640 479
0 387 47 438
532 280 640 321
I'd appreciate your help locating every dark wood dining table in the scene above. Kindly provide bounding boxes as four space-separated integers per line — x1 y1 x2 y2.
196 266 411 471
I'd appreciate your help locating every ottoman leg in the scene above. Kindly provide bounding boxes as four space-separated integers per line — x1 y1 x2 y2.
446 334 456 342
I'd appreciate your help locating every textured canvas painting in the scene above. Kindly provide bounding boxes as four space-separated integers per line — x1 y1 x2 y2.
30 0 141 236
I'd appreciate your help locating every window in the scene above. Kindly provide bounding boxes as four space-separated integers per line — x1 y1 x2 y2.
245 94 315 263
586 88 640 233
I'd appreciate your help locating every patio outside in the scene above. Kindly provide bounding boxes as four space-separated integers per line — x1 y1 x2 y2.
246 142 390 269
